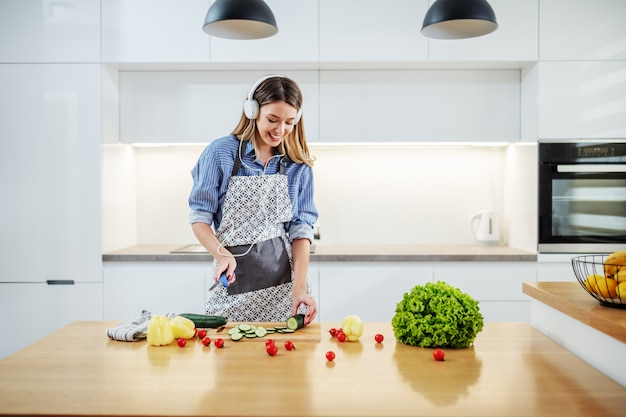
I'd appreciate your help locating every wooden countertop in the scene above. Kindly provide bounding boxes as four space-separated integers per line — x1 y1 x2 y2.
103 244 537 262
522 281 626 344
1 321 625 417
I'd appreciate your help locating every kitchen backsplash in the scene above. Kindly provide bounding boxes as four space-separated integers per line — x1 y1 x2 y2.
102 143 537 252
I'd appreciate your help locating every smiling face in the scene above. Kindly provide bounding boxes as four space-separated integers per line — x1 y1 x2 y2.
255 101 299 152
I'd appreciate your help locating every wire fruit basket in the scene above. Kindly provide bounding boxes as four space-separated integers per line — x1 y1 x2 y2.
571 255 626 309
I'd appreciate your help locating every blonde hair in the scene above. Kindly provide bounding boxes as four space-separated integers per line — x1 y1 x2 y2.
231 77 315 167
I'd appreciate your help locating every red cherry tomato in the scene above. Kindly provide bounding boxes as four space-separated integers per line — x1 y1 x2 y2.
328 328 337 337
325 351 336 362
265 339 275 347
374 334 384 343
214 338 224 348
433 348 445 361
201 336 211 346
197 329 207 339
336 331 347 343
177 338 187 348
284 340 295 351
266 344 278 356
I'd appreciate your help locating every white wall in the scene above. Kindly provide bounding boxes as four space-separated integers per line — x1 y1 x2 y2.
102 143 537 249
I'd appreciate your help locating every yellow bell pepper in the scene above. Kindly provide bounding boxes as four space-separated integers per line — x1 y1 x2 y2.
147 315 174 346
170 315 196 339
341 315 364 342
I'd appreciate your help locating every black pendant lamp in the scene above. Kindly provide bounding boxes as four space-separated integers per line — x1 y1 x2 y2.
203 0 278 40
421 0 498 40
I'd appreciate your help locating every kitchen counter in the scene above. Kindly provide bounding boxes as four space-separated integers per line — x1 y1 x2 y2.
523 281 626 387
1 321 625 417
103 244 537 262
522 281 626 343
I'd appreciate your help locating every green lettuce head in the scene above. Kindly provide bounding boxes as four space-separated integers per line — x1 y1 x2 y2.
392 281 484 348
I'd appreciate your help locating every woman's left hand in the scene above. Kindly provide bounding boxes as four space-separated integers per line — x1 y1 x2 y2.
292 289 317 325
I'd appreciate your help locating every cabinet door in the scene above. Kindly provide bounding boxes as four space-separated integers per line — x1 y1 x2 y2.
0 64 102 283
0 0 100 63
433 262 535 322
103 263 207 320
0 282 103 360
319 70 520 142
428 0 538 62
538 61 626 139
319 0 428 63
540 0 626 60
536 254 578 282
101 0 210 63
119 70 320 143
318 262 433 322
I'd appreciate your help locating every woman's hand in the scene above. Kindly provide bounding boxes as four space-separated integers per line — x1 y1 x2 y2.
292 288 317 325
215 254 237 285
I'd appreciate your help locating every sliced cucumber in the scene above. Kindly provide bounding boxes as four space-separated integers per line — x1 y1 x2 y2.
238 323 252 332
244 333 257 338
286 314 305 330
230 332 244 341
228 327 241 335
255 327 268 337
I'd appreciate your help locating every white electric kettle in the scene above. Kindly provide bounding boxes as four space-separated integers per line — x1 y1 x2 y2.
470 211 503 246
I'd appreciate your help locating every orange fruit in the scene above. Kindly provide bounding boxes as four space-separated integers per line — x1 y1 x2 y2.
583 274 603 293
595 278 617 298
616 282 626 301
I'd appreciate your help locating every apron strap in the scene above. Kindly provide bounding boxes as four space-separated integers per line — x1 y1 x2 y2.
231 139 288 177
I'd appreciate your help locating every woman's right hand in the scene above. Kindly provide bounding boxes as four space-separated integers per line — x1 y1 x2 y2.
216 254 237 285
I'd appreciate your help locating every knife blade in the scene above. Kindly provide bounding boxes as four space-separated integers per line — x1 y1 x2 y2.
209 271 229 291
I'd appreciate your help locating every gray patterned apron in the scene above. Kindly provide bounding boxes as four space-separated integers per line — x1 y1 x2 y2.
205 141 298 322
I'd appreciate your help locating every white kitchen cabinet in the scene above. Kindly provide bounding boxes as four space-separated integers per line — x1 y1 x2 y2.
119 70 320 143
319 0 429 63
537 61 626 139
319 70 520 142
0 64 102 283
318 262 433 322
428 0 538 62
103 263 207 320
0 0 100 63
209 0 318 64
539 0 626 61
433 262 535 322
536 254 578 282
0 282 103 360
101 0 211 63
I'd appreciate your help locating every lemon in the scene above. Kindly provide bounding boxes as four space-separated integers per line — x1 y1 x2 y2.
595 277 618 298
583 273 603 294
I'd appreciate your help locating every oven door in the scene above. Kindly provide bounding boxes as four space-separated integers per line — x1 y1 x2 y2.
538 163 626 253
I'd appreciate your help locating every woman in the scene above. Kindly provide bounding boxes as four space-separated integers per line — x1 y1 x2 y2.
188 75 318 325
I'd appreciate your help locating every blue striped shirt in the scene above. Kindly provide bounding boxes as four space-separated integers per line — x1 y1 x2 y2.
189 135 318 242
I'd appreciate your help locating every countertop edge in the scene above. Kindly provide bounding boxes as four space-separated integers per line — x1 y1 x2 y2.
102 245 538 263
522 281 626 344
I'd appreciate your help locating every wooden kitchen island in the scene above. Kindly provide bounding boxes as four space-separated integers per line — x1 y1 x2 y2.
0 321 625 417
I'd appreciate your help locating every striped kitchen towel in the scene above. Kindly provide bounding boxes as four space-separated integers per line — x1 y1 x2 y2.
106 310 176 342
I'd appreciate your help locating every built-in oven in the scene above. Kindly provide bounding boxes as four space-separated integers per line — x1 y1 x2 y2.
538 142 626 253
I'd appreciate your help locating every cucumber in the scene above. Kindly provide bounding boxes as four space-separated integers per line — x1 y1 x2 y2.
286 314 305 330
238 323 252 332
255 327 268 337
178 314 227 329
230 332 244 341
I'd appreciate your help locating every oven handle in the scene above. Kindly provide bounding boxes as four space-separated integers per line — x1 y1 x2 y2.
556 164 626 173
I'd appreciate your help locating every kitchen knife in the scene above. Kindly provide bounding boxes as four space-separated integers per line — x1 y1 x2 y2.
209 271 229 291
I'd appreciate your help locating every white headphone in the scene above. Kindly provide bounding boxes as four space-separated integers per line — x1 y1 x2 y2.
243 74 303 124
